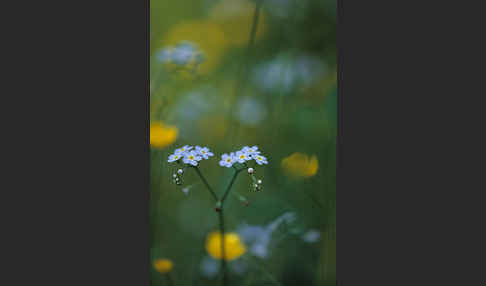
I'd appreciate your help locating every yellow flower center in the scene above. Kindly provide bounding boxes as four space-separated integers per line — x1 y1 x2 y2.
202 150 206 154
226 158 231 162
189 155 194 160
240 155 245 159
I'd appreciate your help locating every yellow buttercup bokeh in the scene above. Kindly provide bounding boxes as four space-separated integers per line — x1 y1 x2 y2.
150 121 178 149
205 231 247 261
281 152 319 178
153 258 173 274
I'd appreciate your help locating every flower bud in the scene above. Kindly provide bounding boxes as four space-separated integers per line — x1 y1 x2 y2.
257 179 262 184
247 167 254 174
173 174 177 178
177 169 184 174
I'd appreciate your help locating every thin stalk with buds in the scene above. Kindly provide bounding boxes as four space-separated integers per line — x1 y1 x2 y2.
188 165 246 286
169 147 267 286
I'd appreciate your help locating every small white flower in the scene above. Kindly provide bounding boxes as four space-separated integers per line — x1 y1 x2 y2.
168 153 182 163
175 145 193 155
196 146 214 159
219 153 235 168
253 154 268 165
247 167 254 174
235 151 251 163
242 146 261 157
183 151 201 166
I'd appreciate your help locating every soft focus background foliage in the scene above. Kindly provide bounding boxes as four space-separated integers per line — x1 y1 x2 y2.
150 0 336 285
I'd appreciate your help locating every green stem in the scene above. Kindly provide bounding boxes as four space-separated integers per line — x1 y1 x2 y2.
192 166 218 202
190 164 247 286
247 0 263 53
218 210 228 286
165 272 174 286
218 168 245 286
221 169 244 203
225 0 264 147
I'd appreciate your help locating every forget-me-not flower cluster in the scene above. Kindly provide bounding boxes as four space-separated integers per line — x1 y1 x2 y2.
168 145 214 166
167 144 267 191
218 145 268 168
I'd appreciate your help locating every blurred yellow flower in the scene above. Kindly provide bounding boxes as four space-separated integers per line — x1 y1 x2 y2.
205 231 247 261
150 122 178 149
209 0 267 46
153 258 173 274
281 152 319 178
162 20 229 74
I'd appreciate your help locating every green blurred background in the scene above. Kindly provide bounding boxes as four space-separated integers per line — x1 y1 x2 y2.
150 0 336 285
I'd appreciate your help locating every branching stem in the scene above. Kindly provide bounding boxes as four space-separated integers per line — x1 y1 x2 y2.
191 165 245 286
221 168 244 204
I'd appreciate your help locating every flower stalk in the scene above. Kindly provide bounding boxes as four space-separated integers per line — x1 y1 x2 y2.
169 144 268 286
165 272 174 286
222 168 244 203
188 165 244 286
218 209 228 286
225 0 264 147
